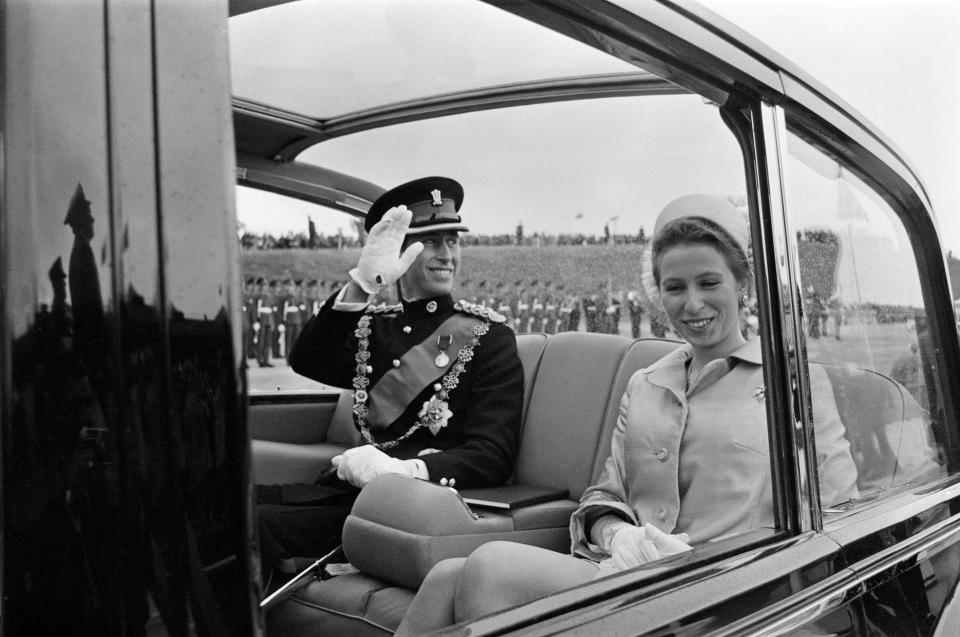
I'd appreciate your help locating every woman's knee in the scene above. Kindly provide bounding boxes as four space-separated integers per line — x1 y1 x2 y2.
423 557 467 587
457 542 566 619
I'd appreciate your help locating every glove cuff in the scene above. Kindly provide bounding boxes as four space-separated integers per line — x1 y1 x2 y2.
349 267 387 295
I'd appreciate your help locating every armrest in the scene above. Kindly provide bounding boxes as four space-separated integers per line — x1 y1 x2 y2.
343 475 573 589
251 440 350 485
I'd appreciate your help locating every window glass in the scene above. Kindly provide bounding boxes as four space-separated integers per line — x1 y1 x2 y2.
237 186 359 391
784 132 948 508
233 0 777 598
238 95 749 391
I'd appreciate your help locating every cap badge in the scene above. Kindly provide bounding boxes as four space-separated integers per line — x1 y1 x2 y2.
430 189 443 207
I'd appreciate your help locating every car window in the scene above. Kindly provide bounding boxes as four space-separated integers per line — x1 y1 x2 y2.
238 94 749 391
783 132 949 509
237 186 360 392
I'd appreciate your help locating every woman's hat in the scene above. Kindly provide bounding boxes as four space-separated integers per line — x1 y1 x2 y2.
639 194 750 325
652 194 748 257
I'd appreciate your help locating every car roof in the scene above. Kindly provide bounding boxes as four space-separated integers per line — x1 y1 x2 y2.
229 0 932 218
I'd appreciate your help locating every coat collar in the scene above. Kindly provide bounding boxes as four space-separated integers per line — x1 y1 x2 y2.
644 337 763 392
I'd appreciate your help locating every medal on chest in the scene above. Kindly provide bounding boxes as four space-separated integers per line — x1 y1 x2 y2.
435 334 452 367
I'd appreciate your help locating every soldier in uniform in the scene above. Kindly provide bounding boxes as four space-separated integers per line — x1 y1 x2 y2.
269 279 284 358
515 284 530 333
242 276 256 358
258 177 524 579
529 281 545 333
543 283 559 335
495 283 514 331
281 278 306 360
303 279 318 317
254 277 275 368
604 290 622 335
627 290 644 338
583 293 600 333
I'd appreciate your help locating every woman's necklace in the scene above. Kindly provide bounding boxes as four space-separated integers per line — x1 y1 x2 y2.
351 314 490 449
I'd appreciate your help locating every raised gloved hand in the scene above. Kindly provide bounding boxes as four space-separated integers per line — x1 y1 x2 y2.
595 523 691 578
350 206 424 294
331 444 418 488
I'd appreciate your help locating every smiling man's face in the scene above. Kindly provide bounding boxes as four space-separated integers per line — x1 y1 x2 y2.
399 230 460 301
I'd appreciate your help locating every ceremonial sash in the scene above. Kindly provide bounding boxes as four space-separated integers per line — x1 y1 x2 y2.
366 313 484 429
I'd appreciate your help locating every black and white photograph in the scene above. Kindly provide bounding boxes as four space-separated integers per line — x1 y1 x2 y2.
2 1 960 635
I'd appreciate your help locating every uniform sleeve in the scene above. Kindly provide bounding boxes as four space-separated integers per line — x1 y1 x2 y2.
288 290 363 388
416 324 523 488
809 364 860 507
570 378 640 560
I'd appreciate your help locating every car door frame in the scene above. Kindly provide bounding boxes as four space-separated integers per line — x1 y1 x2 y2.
430 1 960 634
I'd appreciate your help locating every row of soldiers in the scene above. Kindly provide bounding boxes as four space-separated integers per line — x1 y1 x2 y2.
241 277 334 367
241 277 677 367
457 281 673 338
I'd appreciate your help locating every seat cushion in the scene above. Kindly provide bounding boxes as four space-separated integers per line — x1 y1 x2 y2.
267 572 413 636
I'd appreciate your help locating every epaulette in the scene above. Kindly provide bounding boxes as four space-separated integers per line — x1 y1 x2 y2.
364 303 403 315
454 299 506 324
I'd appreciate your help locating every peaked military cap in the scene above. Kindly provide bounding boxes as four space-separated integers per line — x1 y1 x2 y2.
364 176 467 235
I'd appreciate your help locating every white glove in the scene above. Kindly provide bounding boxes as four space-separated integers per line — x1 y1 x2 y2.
595 523 691 578
351 206 424 294
331 445 418 488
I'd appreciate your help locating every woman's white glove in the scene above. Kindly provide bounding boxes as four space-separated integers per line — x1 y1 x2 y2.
331 445 419 488
350 206 424 294
594 523 691 578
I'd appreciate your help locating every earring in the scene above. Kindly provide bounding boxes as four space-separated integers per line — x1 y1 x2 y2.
738 292 749 307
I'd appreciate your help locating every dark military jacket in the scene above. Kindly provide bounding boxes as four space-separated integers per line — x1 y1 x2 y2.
289 292 523 488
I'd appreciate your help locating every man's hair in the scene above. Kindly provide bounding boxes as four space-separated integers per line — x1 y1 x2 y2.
651 216 751 286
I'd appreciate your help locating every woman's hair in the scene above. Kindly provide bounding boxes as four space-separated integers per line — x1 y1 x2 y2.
651 216 751 287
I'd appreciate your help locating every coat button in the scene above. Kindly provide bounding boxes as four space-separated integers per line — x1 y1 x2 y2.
656 448 670 462
402 325 412 334
657 509 668 521
392 359 400 367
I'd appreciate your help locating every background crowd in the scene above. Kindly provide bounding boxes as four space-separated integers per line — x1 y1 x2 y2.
240 275 686 368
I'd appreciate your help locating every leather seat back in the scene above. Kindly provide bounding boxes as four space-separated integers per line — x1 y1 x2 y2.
513 332 633 498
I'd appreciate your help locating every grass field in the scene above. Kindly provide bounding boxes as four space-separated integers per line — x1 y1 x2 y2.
241 244 648 297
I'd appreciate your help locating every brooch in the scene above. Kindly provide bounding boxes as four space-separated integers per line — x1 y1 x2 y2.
753 383 766 402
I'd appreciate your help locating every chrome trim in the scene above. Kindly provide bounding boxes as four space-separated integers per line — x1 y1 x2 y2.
233 71 684 160
760 103 817 532
708 510 960 636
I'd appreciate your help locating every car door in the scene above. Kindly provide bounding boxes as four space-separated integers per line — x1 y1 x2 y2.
1 1 259 634
421 2 960 635
225 1 960 634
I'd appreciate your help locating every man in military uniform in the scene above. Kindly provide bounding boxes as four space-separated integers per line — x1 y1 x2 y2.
583 292 600 332
242 276 257 358
258 177 524 579
270 279 285 358
281 278 306 360
627 289 644 338
254 277 275 367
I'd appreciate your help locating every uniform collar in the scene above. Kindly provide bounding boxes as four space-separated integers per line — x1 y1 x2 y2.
401 294 454 318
